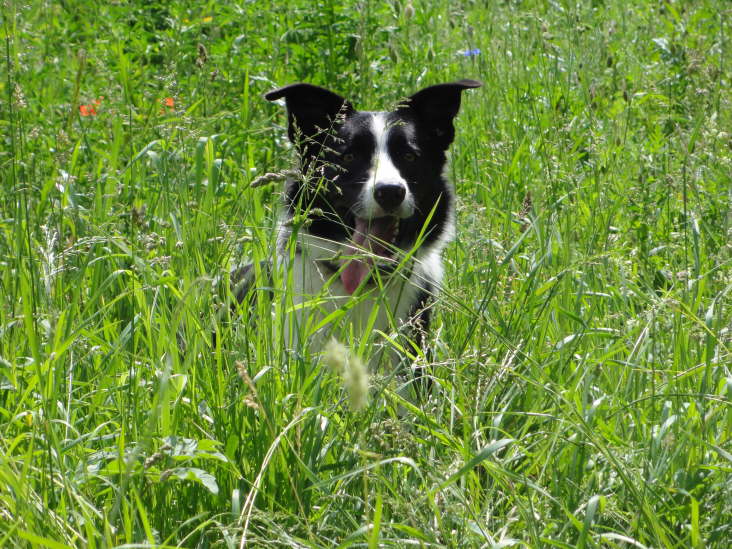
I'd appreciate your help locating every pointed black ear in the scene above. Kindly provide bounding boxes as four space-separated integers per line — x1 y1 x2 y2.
401 79 481 149
265 83 354 149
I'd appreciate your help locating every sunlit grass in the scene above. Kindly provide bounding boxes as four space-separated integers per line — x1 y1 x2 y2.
1 0 731 547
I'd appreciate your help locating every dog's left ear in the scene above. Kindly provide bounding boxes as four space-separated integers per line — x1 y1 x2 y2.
401 79 482 149
265 83 354 153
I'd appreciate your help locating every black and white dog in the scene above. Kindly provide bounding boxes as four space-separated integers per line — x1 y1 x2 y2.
236 80 480 367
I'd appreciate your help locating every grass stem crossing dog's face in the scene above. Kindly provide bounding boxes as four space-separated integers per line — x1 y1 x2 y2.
263 80 480 365
266 80 481 298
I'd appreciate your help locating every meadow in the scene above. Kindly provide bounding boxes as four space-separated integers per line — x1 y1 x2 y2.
1 0 731 547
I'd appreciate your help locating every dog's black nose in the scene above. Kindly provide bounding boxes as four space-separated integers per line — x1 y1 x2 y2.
373 183 406 212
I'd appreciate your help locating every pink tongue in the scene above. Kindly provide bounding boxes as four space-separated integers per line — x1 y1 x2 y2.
341 218 370 294
340 218 394 295
341 257 370 295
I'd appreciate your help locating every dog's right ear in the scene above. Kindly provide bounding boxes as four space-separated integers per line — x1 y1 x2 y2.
265 83 354 148
401 79 482 150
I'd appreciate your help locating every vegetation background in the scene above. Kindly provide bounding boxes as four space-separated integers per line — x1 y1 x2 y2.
1 0 731 547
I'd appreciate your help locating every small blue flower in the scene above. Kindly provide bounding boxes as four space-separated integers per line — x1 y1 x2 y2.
459 48 481 57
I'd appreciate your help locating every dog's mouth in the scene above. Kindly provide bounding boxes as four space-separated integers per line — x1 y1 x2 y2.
340 216 400 294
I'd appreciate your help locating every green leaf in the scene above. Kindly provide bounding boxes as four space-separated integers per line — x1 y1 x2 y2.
438 439 513 490
169 467 219 495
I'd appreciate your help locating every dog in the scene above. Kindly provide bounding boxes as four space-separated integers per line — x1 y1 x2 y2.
229 80 480 374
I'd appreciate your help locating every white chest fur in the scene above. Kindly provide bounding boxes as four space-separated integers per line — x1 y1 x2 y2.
277 231 443 360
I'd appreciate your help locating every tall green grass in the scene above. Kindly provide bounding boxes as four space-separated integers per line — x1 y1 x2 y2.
1 0 730 547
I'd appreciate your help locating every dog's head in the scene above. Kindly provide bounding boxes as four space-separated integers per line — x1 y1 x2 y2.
265 80 481 294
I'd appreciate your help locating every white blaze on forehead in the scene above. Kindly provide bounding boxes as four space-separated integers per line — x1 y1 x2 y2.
369 113 404 185
358 113 413 218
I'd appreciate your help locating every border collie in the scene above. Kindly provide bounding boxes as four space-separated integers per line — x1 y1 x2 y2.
235 80 480 369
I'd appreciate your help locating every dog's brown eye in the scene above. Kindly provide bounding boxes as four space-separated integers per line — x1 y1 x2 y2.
342 153 355 163
404 152 416 162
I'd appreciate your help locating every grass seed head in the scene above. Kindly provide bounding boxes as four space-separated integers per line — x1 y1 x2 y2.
323 339 369 411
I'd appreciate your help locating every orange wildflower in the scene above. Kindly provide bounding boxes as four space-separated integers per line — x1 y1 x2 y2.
79 97 102 116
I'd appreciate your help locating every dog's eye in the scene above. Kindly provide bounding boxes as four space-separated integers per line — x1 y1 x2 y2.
342 153 355 163
404 152 416 162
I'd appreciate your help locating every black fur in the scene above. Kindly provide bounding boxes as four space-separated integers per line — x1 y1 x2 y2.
265 80 481 256
222 81 481 380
